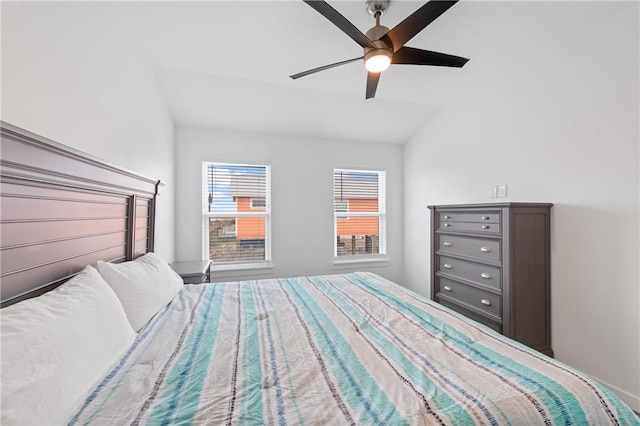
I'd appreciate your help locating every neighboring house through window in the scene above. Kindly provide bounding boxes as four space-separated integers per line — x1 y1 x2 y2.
203 162 271 268
334 168 386 259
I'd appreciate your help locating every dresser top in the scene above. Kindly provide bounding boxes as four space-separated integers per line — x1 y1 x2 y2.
428 202 553 210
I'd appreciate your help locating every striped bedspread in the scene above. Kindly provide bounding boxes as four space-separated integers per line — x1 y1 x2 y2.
69 272 638 425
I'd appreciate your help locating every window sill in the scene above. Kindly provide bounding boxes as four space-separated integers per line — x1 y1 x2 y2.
333 256 389 269
211 262 275 281
212 262 274 272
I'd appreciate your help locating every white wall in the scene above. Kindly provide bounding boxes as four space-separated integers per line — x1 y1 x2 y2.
403 4 639 410
1 2 176 260
175 126 403 283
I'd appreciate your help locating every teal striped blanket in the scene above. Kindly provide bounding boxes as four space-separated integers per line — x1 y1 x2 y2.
69 272 638 425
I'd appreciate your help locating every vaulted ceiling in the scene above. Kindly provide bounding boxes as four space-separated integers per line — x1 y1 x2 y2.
9 1 632 144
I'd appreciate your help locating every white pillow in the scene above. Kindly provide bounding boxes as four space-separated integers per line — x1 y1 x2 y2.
0 265 136 425
96 252 183 331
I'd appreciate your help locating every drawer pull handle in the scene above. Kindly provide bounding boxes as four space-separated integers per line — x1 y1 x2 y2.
480 246 492 253
481 299 492 306
443 242 452 247
444 215 451 219
443 223 451 227
443 286 452 291
482 216 490 220
443 263 453 269
481 225 490 230
480 272 492 279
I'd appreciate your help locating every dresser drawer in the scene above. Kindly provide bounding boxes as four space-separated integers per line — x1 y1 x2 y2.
438 256 501 291
439 212 500 224
437 278 501 319
437 235 501 262
439 299 502 333
439 221 500 235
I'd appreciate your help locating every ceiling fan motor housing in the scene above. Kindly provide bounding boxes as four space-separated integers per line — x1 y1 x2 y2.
364 25 393 57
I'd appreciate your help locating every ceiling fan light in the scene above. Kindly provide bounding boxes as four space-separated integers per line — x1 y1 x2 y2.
365 49 392 73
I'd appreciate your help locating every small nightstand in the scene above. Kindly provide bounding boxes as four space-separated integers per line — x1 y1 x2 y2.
170 260 211 284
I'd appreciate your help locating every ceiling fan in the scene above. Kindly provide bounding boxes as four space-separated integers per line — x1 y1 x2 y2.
290 0 469 99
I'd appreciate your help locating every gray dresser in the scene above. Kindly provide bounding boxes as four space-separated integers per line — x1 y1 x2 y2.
428 203 553 356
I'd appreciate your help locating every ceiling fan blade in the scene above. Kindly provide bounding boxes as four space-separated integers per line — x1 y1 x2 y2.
290 56 363 80
384 0 458 52
366 72 381 99
303 0 376 48
392 46 469 67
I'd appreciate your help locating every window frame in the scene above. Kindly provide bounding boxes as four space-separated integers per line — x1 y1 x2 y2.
333 168 387 262
202 161 272 271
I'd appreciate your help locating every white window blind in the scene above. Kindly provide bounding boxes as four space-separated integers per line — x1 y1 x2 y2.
334 169 386 258
203 162 271 267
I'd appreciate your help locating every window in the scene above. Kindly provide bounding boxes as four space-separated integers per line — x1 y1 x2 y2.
334 169 386 259
203 162 271 268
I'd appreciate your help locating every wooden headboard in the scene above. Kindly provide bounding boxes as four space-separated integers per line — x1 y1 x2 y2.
0 122 163 307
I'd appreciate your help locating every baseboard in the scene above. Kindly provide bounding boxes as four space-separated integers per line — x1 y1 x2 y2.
597 377 640 413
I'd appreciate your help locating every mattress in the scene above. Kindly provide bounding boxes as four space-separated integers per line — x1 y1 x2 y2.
69 272 638 425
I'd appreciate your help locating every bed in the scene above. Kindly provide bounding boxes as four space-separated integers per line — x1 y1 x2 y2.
1 123 638 425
